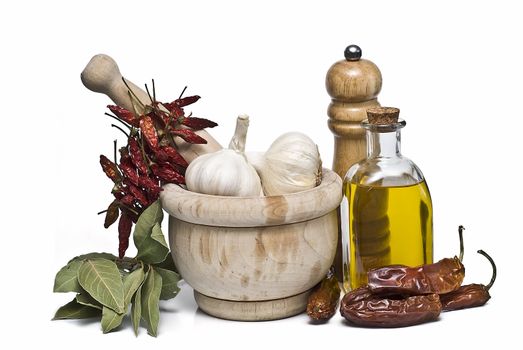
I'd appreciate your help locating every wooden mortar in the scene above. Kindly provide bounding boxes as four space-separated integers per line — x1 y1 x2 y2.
160 168 342 321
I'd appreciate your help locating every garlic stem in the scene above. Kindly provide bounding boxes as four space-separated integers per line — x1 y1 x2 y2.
228 114 249 152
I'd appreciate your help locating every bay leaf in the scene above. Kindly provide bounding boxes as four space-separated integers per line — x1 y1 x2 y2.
101 306 125 333
67 252 117 264
131 273 145 336
141 267 162 337
133 200 163 248
77 259 125 314
76 291 103 310
153 252 178 273
123 267 145 306
135 222 169 264
53 299 101 320
154 267 181 300
53 259 82 293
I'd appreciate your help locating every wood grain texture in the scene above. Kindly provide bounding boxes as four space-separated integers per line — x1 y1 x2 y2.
161 168 342 227
194 290 311 321
325 52 383 281
169 210 338 301
161 169 342 319
80 54 222 162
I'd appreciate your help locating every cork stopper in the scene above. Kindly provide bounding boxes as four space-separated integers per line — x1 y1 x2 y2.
367 107 400 125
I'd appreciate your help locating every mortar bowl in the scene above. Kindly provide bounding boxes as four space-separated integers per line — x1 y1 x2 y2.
160 168 342 321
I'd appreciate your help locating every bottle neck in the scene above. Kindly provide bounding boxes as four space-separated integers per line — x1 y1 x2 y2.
366 129 402 158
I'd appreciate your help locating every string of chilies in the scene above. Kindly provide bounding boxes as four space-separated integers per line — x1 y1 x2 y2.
99 82 217 259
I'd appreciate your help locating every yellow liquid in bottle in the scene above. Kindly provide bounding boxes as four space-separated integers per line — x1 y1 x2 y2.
345 180 433 290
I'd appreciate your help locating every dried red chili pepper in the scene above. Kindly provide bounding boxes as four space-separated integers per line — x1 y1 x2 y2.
104 200 120 229
107 105 139 127
170 129 207 144
440 249 496 311
367 257 465 295
99 155 121 182
181 116 218 130
367 225 466 295
119 194 135 207
151 163 185 184
140 116 159 151
118 212 133 259
126 183 148 207
119 162 139 187
138 176 162 197
340 286 442 328
156 146 188 167
163 95 200 112
306 268 341 321
128 138 148 175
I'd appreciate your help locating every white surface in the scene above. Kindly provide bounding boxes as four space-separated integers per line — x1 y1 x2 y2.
1 0 521 348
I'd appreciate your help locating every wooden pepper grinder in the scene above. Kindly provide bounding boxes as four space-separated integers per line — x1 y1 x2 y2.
326 45 383 281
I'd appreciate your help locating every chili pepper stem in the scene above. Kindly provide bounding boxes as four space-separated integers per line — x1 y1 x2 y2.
105 112 132 130
477 249 497 291
111 124 130 138
145 83 154 105
97 209 108 215
113 139 118 165
458 225 465 262
152 79 156 101
121 77 145 110
178 86 187 100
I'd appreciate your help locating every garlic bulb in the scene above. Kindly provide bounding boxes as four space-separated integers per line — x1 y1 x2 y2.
185 115 262 196
247 132 322 195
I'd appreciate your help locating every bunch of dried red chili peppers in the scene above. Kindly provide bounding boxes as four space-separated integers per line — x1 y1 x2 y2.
308 226 497 327
99 83 217 258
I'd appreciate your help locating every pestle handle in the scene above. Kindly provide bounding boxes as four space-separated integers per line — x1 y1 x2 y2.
81 54 222 162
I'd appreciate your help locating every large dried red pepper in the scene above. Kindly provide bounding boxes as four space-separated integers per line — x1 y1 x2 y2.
367 225 466 295
340 286 442 328
440 249 496 311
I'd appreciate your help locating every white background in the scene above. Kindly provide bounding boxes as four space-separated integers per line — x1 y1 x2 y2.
1 0 521 349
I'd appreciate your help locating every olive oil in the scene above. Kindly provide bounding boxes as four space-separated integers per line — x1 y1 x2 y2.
345 180 433 290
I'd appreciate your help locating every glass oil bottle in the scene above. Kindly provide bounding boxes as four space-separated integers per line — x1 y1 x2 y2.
341 107 433 291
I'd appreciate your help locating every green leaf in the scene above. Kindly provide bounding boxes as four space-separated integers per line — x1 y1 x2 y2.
53 260 83 293
54 253 120 293
76 291 102 310
141 267 162 337
131 272 146 336
53 299 101 320
123 267 145 306
151 222 168 248
77 259 125 314
153 253 178 273
136 223 169 264
68 252 117 264
155 267 181 300
133 200 163 248
101 306 124 333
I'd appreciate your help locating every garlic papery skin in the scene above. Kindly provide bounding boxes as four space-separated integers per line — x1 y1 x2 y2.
185 115 262 197
247 132 322 196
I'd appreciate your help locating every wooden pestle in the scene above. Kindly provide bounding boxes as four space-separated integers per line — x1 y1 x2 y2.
326 45 387 283
81 54 222 162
